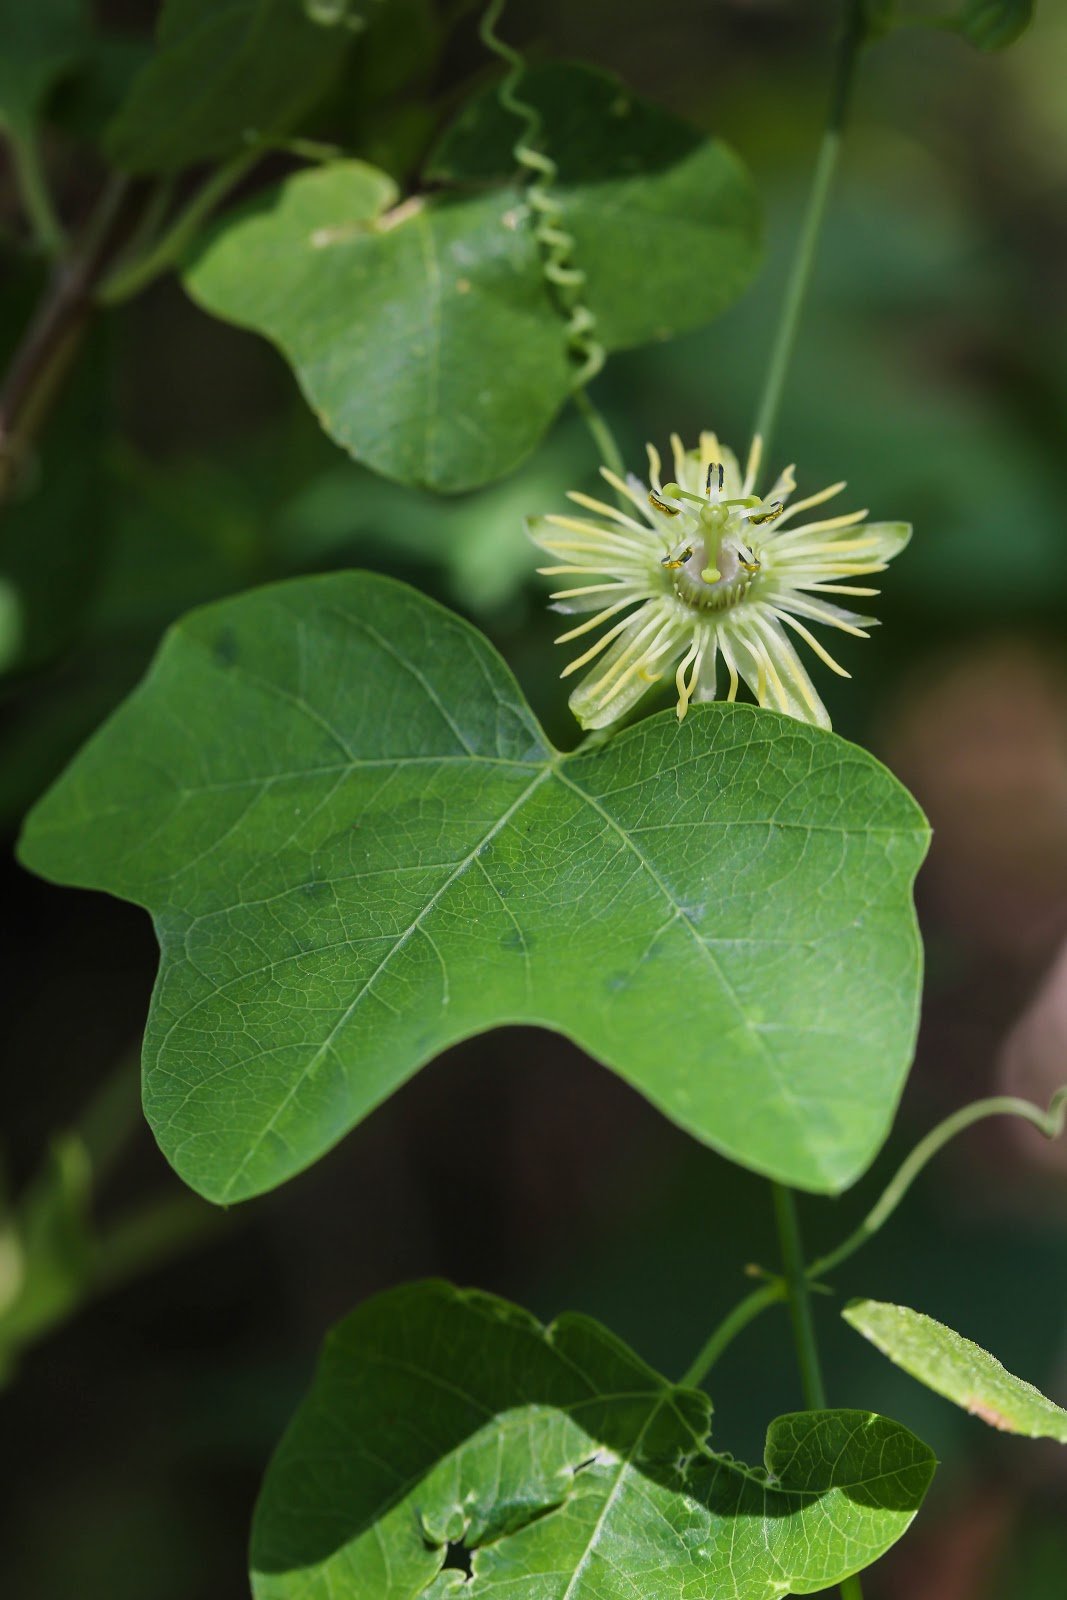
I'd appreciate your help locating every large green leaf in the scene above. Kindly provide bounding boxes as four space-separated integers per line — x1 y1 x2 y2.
426 62 761 352
251 1279 935 1599
844 1300 1067 1441
0 0 88 133
104 0 355 174
184 162 571 493
18 573 927 1204
183 66 759 492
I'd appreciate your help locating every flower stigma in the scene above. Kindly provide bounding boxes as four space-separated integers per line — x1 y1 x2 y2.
526 430 911 731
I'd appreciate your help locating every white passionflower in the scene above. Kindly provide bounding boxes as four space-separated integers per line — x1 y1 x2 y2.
528 431 910 731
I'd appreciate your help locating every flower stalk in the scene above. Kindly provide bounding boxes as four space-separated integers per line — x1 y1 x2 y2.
750 0 871 473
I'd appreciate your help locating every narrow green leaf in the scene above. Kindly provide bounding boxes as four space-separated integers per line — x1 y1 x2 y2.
251 1280 935 1599
184 163 572 493
844 1299 1067 1440
426 62 762 352
104 0 355 174
0 0 88 133
184 67 760 492
18 573 928 1204
957 0 1034 50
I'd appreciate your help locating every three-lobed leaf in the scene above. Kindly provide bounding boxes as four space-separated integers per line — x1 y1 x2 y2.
184 64 760 492
18 572 929 1204
844 1299 1067 1440
104 0 355 174
251 1279 936 1599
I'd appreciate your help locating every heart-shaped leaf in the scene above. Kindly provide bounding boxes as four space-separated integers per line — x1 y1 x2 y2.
251 1279 936 1599
183 65 760 492
104 0 355 174
19 573 928 1203
844 1299 1067 1440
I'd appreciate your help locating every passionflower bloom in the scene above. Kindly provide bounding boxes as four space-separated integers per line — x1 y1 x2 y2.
528 432 910 731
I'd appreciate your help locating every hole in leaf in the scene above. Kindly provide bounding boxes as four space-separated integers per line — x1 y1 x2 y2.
442 1540 473 1579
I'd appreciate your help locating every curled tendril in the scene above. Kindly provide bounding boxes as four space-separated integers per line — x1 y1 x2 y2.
479 0 604 388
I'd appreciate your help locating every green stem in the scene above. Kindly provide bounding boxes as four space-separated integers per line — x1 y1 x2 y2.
571 385 625 478
680 1088 1067 1391
808 1087 1067 1282
772 1183 826 1409
680 1280 785 1387
98 150 261 304
750 0 868 471
773 1184 865 1600
8 127 65 256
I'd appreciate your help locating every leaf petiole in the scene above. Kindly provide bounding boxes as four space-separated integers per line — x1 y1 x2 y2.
808 1086 1067 1281
98 149 263 305
681 1089 1067 1383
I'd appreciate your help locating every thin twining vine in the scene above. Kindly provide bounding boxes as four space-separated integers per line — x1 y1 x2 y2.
681 1086 1067 1388
478 0 623 476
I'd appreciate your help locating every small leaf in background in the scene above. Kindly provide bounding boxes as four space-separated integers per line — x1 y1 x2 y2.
426 63 762 352
844 1299 1067 1441
19 573 928 1204
185 65 760 492
957 0 1034 50
0 0 89 133
185 163 571 493
104 0 357 174
251 1280 936 1600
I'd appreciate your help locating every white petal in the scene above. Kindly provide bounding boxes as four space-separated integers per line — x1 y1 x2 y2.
749 613 832 727
774 590 874 635
549 582 641 615
857 520 912 561
568 608 683 729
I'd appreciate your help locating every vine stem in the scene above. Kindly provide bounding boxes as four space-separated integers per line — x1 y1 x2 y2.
681 1088 1067 1378
750 0 868 472
0 176 128 509
571 386 625 478
772 1183 827 1409
773 1183 864 1600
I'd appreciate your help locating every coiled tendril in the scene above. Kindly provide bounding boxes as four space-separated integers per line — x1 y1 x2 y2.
479 0 605 388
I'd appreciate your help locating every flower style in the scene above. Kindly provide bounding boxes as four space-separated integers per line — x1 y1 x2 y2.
527 431 910 731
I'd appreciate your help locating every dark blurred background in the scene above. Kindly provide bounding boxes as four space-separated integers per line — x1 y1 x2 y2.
3 2 1067 1596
